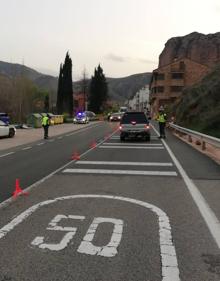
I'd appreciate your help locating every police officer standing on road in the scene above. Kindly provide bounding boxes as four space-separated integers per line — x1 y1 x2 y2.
156 106 167 138
42 114 50 139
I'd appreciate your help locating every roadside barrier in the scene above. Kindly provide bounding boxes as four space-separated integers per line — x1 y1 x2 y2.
13 179 28 198
169 123 220 151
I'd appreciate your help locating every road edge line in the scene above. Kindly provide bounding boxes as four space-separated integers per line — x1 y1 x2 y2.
0 128 118 210
152 124 220 249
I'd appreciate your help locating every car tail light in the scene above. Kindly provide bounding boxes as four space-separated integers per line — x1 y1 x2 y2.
145 124 150 129
119 125 122 130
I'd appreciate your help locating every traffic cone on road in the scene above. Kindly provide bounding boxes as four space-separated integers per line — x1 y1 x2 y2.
71 151 80 161
90 140 97 149
13 179 28 198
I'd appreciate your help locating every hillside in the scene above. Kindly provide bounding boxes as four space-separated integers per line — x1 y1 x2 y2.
0 60 151 102
159 32 220 67
73 72 152 102
175 64 220 138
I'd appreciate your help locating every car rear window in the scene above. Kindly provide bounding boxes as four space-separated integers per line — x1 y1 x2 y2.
121 112 148 124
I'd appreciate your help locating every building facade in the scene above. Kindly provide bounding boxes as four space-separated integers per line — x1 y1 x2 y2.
129 85 150 111
149 58 210 116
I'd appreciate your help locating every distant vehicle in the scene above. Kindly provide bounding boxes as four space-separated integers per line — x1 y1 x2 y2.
84 111 96 120
119 107 128 113
73 112 89 124
0 113 10 125
119 111 150 141
109 112 124 122
0 120 16 138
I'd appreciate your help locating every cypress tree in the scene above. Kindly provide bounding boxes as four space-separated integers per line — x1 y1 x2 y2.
89 64 108 113
56 53 73 116
56 64 63 114
62 52 73 116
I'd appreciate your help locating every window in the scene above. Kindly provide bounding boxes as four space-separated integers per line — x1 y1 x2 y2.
170 86 183 92
171 73 184 79
157 73 165 80
157 86 164 93
179 61 185 70
121 112 148 124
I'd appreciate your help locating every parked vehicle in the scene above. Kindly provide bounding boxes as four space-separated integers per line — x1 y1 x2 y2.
119 111 150 141
109 112 124 122
119 106 128 113
84 111 96 120
73 112 89 124
0 120 16 138
0 113 10 125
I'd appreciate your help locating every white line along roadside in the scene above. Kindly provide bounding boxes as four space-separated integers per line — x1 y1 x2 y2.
151 124 220 249
63 169 177 177
99 146 164 149
0 152 15 158
0 195 180 281
0 128 119 209
102 143 163 146
76 161 173 167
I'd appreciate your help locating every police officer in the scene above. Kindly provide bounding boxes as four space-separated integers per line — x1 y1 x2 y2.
156 106 167 138
42 114 50 139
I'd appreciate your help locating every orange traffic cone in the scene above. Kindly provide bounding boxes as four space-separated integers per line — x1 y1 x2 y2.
71 151 80 161
90 140 97 149
13 179 28 198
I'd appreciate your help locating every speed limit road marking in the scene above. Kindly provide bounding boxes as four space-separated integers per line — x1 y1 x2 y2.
0 194 180 281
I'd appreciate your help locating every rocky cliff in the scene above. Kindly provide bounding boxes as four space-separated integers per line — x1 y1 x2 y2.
159 32 220 67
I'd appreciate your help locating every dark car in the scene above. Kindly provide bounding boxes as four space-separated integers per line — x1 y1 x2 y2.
109 112 124 122
119 111 150 141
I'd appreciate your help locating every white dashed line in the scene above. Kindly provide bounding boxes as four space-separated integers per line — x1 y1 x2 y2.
0 152 15 158
63 168 177 176
37 143 44 146
76 161 173 167
22 146 32 150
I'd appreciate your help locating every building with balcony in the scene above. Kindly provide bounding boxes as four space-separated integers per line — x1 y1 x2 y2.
128 85 150 111
149 58 210 116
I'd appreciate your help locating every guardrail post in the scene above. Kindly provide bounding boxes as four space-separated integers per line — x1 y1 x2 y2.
188 135 192 143
202 140 206 150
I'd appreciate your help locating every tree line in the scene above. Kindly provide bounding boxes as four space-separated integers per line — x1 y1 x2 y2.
56 52 108 116
0 52 108 122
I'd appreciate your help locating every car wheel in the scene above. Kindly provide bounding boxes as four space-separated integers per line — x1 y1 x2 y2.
120 135 125 141
145 135 151 142
9 128 15 138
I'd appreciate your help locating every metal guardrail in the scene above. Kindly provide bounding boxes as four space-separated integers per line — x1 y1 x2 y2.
169 123 220 149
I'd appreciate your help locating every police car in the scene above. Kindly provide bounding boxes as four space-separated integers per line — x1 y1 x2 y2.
73 112 89 124
0 120 16 138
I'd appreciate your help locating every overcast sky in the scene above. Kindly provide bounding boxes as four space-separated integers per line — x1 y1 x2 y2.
0 0 220 80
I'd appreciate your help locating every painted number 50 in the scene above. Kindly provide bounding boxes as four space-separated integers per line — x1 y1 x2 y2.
31 214 124 258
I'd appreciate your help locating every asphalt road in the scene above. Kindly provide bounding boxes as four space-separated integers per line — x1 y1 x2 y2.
0 121 220 281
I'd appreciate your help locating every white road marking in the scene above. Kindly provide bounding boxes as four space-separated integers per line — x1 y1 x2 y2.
37 142 44 146
0 195 180 281
63 168 177 176
57 136 63 139
66 133 75 136
48 139 55 142
0 152 15 158
151 124 220 249
78 217 124 257
76 161 173 167
102 143 163 146
99 146 164 149
22 146 32 150
31 215 85 251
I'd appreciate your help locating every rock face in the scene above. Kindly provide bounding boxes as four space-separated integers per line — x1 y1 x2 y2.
159 32 220 67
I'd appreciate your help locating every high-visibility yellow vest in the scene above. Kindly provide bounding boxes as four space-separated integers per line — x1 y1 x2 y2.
157 113 166 123
42 116 49 126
